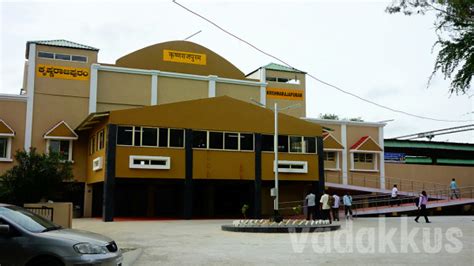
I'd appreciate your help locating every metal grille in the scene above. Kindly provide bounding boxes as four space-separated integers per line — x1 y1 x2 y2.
25 206 54 222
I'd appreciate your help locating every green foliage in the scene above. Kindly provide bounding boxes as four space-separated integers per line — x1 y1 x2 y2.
319 113 364 122
349 117 364 122
292 205 302 215
319 113 340 120
241 204 249 218
0 148 73 205
387 0 473 94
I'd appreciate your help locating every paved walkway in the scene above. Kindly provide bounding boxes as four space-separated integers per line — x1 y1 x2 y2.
73 216 474 265
354 198 474 216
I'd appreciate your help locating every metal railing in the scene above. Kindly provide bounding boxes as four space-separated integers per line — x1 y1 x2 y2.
277 186 474 218
25 206 54 222
350 186 474 216
325 171 448 195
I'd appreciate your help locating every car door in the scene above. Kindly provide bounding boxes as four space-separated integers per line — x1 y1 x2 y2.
0 218 29 266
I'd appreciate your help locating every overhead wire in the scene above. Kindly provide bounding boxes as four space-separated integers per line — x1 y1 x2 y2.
172 0 472 123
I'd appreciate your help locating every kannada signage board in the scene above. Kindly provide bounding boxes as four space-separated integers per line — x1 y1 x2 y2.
266 88 304 100
384 152 406 163
36 64 89 81
163 49 207 65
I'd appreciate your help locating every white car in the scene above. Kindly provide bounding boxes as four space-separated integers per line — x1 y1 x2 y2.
0 203 123 266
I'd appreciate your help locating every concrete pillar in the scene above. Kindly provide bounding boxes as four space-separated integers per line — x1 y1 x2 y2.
83 184 93 218
103 124 117 222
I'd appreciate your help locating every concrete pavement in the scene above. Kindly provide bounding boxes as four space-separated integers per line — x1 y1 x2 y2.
73 216 474 265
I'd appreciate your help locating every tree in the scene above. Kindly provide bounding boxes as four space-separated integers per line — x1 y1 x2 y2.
387 0 473 94
0 148 73 205
319 113 364 122
319 113 340 120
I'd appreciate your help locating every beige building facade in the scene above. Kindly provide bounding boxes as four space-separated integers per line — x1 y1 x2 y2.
0 39 472 219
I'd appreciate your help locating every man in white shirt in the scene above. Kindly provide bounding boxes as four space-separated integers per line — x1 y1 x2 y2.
305 191 316 220
391 184 400 206
320 191 332 224
331 194 340 221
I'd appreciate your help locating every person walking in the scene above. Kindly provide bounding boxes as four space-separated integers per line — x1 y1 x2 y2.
343 193 353 220
450 178 459 199
391 184 400 206
305 191 316 220
415 191 431 223
320 190 332 224
331 194 340 221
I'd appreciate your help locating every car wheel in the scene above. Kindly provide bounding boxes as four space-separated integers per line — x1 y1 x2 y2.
27 256 64 266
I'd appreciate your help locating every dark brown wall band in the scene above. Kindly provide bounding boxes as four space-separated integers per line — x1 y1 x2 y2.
103 124 117 222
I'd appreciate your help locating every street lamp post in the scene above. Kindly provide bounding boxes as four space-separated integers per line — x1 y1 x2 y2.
251 99 300 222
273 102 279 217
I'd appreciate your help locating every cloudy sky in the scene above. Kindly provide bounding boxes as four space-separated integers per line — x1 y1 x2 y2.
1 0 473 143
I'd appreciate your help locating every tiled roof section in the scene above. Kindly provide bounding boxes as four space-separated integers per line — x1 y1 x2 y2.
26 39 99 57
384 139 474 152
350 136 369 150
29 39 99 50
264 63 306 74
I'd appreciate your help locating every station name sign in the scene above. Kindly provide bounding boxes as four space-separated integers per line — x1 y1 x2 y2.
37 64 89 81
163 49 207 65
266 88 304 100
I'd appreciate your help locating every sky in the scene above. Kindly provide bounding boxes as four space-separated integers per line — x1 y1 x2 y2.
0 0 473 143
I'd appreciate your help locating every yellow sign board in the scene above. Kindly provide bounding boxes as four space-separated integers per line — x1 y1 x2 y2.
37 64 89 81
266 88 304 100
163 49 207 65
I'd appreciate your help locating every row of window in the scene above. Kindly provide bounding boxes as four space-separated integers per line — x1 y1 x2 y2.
38 51 88 63
323 152 374 163
266 77 300 85
117 126 184 148
261 134 316 154
116 126 317 154
89 130 105 155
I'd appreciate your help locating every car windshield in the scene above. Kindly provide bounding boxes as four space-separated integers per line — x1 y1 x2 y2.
0 206 60 233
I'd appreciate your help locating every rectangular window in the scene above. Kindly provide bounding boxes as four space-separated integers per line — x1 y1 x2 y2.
304 137 316 153
133 127 142 146
49 140 70 161
89 136 94 155
224 132 239 150
0 138 7 158
129 155 171 170
92 136 96 153
354 153 373 163
278 135 289 152
38 51 54 59
262 134 274 152
117 126 133 145
169 129 184 148
274 160 308 173
209 132 223 149
71 55 87 62
193 130 207 148
92 157 103 171
98 130 105 150
289 136 303 153
240 133 254 151
142 127 158 146
55 53 71 61
158 128 168 147
324 152 336 161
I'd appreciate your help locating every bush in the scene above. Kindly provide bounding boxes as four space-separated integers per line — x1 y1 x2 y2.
0 148 73 205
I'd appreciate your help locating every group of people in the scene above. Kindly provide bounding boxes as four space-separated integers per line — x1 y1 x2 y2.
304 191 353 223
302 178 460 224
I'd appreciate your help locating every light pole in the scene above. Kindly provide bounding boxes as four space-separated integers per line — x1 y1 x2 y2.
252 99 301 220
